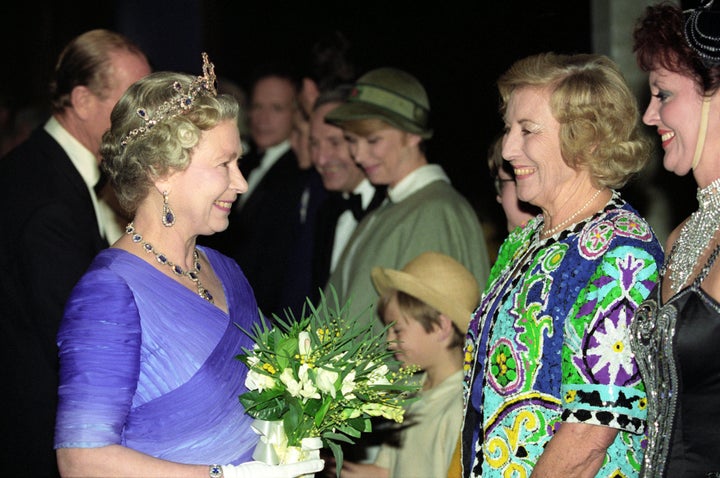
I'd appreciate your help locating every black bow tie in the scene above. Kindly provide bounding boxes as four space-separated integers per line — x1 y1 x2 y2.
341 193 365 221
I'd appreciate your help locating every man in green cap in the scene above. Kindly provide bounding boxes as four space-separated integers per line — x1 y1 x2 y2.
324 66 490 337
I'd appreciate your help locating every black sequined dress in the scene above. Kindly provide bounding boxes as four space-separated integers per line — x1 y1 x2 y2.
631 246 720 478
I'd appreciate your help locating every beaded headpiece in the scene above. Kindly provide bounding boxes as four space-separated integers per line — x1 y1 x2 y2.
684 0 720 66
120 52 217 146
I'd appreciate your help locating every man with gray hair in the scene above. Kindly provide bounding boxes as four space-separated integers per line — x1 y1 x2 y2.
0 29 151 476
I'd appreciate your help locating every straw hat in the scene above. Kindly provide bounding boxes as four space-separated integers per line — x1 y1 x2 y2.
371 251 479 331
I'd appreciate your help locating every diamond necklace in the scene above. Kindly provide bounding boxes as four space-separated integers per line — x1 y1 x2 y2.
542 187 605 237
125 222 214 303
667 177 720 293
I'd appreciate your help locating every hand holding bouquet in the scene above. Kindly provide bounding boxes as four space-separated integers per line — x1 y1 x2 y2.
236 289 419 476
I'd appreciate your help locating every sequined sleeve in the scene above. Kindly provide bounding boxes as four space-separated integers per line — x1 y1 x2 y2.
560 244 659 434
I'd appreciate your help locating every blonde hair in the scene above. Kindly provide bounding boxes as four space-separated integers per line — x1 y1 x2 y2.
340 117 396 136
338 117 421 152
498 52 651 188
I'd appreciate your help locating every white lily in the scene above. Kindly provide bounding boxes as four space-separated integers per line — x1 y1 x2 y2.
245 345 261 367
245 369 276 392
366 364 390 386
297 364 320 400
341 370 357 399
298 331 312 356
316 368 339 398
280 368 302 397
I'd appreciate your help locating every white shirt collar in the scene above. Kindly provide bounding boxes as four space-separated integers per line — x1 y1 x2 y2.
240 140 291 205
346 178 377 209
259 140 291 168
387 164 450 203
44 116 105 238
44 116 99 189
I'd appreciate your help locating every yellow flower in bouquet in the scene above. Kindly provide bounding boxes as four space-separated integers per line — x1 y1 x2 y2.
236 288 419 476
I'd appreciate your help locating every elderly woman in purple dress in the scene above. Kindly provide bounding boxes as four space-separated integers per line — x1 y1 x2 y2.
53 54 323 478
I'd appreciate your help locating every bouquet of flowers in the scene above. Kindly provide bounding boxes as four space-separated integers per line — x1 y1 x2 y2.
236 288 419 476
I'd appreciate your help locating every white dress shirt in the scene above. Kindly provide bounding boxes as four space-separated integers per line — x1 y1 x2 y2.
330 178 378 273
44 117 115 240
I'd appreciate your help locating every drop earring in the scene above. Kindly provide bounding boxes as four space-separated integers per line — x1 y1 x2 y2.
162 191 175 227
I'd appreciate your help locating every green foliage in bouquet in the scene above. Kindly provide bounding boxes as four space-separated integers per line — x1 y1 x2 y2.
236 287 419 475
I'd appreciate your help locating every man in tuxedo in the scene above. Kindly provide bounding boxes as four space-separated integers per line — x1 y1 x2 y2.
207 66 309 319
309 87 386 299
0 29 151 476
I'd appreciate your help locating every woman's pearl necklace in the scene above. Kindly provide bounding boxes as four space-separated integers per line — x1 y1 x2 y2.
125 222 214 303
542 187 605 237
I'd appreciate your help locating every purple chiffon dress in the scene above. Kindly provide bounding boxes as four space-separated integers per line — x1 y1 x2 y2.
54 247 259 464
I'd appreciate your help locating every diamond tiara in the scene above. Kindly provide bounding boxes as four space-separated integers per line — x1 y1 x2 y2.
120 52 218 147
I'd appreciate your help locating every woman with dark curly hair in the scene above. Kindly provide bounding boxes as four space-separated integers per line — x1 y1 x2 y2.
460 52 664 477
630 1 720 476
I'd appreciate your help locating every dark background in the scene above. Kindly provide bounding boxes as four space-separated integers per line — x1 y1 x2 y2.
1 0 596 227
3 1 697 239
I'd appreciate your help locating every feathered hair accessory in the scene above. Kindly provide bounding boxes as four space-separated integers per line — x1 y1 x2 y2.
684 0 720 66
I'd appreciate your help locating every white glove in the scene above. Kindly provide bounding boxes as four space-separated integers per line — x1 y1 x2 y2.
221 459 324 478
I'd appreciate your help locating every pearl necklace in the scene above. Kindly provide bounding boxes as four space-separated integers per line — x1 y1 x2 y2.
542 187 605 237
125 222 214 303
667 177 720 293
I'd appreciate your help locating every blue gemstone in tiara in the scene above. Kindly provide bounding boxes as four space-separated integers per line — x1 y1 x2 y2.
120 52 218 147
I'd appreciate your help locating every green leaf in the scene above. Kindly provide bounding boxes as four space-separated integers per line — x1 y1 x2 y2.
238 387 284 409
283 398 305 446
322 431 355 444
314 396 333 427
337 423 362 438
348 416 372 433
277 333 298 355
254 402 286 420
325 439 344 478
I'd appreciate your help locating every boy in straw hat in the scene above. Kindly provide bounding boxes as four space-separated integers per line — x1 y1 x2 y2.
336 251 479 478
